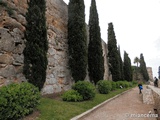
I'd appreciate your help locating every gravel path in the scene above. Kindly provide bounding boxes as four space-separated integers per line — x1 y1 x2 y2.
79 87 157 120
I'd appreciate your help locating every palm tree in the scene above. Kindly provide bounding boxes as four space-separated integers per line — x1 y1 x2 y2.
134 57 140 67
134 57 140 80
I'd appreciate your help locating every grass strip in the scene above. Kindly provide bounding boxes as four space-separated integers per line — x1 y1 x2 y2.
37 88 132 120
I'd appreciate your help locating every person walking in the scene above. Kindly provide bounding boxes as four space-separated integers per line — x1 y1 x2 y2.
138 82 143 94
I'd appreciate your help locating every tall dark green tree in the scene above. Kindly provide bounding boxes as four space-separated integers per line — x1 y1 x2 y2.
139 53 149 81
88 0 104 84
107 23 120 81
23 0 48 90
123 51 132 81
118 45 124 80
68 0 87 82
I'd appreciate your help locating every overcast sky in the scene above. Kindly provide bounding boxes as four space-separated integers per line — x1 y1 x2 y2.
63 0 160 78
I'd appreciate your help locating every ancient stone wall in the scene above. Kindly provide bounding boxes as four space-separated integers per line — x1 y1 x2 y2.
0 0 110 94
147 67 153 81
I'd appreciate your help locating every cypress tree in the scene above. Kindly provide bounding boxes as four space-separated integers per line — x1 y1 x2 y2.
23 0 48 90
139 53 149 81
68 0 87 82
123 51 132 81
88 0 104 84
118 45 124 80
107 23 120 81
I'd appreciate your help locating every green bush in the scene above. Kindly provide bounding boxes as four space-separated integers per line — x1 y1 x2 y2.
72 81 96 100
132 80 138 85
116 81 124 88
111 81 116 90
0 82 40 120
123 81 129 88
97 80 112 94
62 89 83 102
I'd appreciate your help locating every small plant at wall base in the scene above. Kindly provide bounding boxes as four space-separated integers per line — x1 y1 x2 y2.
23 0 48 90
62 89 83 102
72 81 96 100
97 80 112 94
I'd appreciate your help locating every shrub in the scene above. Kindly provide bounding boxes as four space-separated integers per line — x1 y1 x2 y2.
0 82 40 120
62 89 83 102
129 82 133 87
123 81 129 88
116 81 124 88
132 80 138 85
97 80 112 94
72 81 96 100
111 81 116 91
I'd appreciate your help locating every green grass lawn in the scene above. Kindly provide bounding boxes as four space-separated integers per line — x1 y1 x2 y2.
37 88 132 120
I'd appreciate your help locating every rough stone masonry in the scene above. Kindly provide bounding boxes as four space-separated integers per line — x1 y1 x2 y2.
0 0 110 94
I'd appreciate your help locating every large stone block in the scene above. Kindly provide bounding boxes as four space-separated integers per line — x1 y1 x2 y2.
41 85 54 95
0 28 15 52
0 65 16 78
0 54 13 64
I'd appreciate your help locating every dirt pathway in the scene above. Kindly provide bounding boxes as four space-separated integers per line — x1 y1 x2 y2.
79 86 157 120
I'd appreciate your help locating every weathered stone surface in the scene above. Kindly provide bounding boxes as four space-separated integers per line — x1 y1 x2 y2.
3 16 25 31
0 28 15 52
148 85 160 115
13 54 24 65
41 85 54 95
143 88 154 104
0 54 13 64
0 65 16 78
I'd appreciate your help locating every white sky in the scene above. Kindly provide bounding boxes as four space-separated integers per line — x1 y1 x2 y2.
63 0 160 78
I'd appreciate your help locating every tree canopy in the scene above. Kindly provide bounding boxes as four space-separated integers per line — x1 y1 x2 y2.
140 53 149 81
88 0 104 84
68 0 87 82
23 0 48 90
123 51 132 81
107 22 120 81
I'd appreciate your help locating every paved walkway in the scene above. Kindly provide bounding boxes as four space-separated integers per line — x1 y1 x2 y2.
78 86 157 120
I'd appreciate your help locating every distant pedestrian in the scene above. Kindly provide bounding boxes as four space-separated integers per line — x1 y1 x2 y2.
138 83 143 94
154 77 158 87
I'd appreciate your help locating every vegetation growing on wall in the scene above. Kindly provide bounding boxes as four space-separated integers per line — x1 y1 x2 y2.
68 0 87 82
23 0 48 90
88 0 104 84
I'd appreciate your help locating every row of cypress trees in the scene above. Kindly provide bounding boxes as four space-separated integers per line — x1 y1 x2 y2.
68 0 104 84
24 0 104 89
23 0 149 90
107 23 133 82
107 22 149 82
